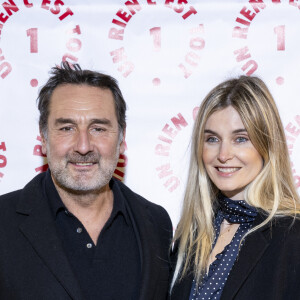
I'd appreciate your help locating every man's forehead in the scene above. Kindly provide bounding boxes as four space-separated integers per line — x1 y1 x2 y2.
49 84 116 116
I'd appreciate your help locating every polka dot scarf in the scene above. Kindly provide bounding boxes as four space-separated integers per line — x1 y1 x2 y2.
217 194 257 224
189 195 257 300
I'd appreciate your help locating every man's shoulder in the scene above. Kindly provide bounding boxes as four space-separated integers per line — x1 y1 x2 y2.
113 178 172 226
113 178 165 209
0 189 21 206
0 172 46 209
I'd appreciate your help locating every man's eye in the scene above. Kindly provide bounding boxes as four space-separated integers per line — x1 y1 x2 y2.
60 127 73 131
91 127 106 133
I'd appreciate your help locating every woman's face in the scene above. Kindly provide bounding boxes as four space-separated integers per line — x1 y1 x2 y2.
202 106 263 200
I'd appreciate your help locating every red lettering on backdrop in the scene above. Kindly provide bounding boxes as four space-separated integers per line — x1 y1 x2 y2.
3 0 19 16
156 164 180 192
35 164 49 173
50 0 64 15
41 0 51 10
232 1 267 75
0 61 11 78
68 24 81 35
234 46 251 61
62 53 78 64
0 49 12 79
125 0 141 15
233 46 257 76
179 24 205 78
62 25 82 66
66 38 81 52
286 122 300 137
193 106 199 121
162 124 178 139
164 0 197 19
285 116 300 188
0 154 7 167
33 136 48 173
171 113 188 130
156 163 173 178
113 143 128 181
58 7 73 21
41 0 73 21
241 59 258 75
155 144 170 156
0 2 78 80
155 112 189 192
109 0 199 78
108 28 124 41
116 9 132 23
249 0 266 12
164 176 180 192
0 12 8 23
231 1 299 77
110 47 134 77
232 27 248 39
0 0 20 24
240 6 256 21
0 141 7 180
182 6 197 19
0 142 6 151
23 0 33 8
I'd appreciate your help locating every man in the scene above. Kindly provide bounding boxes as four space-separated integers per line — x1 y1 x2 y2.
0 63 172 299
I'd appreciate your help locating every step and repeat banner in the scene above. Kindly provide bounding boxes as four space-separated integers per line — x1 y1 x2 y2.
1 0 300 226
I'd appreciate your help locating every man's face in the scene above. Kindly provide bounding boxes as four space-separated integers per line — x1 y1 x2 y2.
41 84 125 194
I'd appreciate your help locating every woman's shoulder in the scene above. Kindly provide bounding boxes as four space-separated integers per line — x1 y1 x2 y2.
271 214 300 230
259 215 300 247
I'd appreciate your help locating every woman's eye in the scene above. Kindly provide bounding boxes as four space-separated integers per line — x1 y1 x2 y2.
206 136 219 143
236 136 248 143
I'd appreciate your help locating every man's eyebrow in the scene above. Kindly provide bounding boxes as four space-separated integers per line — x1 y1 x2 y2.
90 118 112 126
54 118 112 126
204 129 247 134
54 118 76 126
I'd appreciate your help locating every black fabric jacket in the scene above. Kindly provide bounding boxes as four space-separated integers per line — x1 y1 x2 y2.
170 213 300 300
0 172 173 300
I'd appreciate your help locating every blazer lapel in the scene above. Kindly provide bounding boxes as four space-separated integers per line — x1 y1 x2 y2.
16 176 84 300
120 184 164 300
221 214 270 299
127 200 161 300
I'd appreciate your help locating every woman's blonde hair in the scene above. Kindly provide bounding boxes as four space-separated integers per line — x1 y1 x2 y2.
171 75 300 287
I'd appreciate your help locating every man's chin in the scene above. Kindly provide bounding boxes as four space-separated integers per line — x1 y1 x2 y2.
59 182 105 195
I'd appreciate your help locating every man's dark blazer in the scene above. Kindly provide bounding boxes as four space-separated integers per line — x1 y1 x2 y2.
169 214 300 300
0 172 173 300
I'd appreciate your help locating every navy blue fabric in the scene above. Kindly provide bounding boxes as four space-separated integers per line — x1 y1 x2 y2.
189 195 257 300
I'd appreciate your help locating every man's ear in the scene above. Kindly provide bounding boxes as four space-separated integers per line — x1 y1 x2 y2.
40 130 47 156
119 127 126 155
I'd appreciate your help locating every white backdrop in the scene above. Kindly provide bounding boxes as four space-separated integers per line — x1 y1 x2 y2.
1 0 300 227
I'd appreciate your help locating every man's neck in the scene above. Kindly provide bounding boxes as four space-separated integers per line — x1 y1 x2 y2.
54 183 114 245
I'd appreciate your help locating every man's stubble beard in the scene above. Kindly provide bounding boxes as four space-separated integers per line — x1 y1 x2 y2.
48 145 120 195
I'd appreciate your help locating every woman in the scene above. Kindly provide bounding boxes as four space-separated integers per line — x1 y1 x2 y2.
170 76 300 300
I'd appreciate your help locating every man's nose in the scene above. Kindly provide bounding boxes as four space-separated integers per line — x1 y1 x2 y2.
217 141 233 163
74 130 93 154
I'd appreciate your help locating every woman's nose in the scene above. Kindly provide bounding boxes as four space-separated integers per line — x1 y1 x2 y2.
217 142 233 163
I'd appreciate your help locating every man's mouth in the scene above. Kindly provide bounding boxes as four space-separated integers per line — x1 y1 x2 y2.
74 162 94 166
